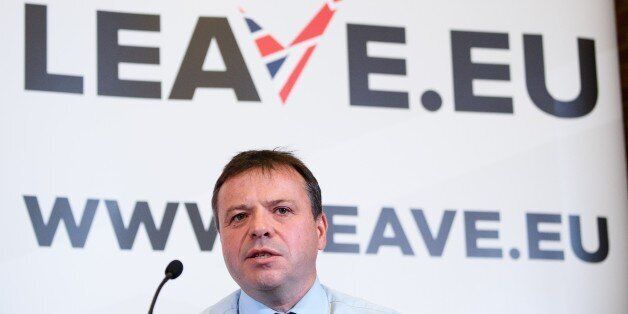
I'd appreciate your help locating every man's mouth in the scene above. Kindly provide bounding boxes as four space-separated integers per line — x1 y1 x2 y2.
246 248 280 260
251 252 272 259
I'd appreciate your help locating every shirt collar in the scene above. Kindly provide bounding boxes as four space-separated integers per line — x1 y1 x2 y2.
238 279 328 314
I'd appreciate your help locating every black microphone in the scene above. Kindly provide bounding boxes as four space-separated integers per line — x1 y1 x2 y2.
148 260 183 314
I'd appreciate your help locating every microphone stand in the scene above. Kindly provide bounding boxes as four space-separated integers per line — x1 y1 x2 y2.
148 272 173 314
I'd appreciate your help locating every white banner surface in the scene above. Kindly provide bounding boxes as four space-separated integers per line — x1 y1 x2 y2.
1 1 626 313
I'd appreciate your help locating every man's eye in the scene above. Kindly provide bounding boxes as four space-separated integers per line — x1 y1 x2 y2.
275 207 291 215
231 213 246 222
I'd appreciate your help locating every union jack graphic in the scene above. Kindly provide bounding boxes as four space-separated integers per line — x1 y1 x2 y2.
240 0 341 103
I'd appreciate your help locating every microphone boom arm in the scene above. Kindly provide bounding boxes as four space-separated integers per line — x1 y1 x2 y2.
148 273 172 314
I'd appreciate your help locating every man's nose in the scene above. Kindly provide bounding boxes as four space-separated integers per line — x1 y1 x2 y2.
249 210 273 238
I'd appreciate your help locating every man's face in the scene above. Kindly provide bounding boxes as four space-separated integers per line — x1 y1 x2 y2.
216 166 327 293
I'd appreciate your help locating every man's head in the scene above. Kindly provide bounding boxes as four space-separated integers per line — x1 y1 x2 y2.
211 150 323 229
211 149 327 297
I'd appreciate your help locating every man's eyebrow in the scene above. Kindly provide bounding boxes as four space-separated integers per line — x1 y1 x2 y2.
225 204 250 213
263 199 296 207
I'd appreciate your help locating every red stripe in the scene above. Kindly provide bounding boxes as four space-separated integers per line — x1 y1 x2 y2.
255 35 284 57
279 45 316 103
290 4 335 46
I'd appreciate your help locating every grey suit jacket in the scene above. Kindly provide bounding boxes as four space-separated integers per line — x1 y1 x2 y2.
200 285 398 314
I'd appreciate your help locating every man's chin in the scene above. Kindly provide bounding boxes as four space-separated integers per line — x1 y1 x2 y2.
245 271 286 291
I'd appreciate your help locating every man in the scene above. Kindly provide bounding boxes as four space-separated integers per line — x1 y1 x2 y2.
202 150 397 314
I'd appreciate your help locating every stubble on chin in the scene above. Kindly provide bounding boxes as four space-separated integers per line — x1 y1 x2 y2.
244 265 287 291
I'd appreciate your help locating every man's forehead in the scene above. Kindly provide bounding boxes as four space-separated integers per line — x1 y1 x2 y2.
228 165 304 184
217 165 307 206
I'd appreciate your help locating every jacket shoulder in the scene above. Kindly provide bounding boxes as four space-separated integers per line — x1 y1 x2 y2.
199 290 240 314
323 285 399 314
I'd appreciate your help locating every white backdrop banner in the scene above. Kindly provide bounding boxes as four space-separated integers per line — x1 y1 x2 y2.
1 0 627 313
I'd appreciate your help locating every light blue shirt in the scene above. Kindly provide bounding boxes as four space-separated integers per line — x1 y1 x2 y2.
239 279 329 314
201 281 399 314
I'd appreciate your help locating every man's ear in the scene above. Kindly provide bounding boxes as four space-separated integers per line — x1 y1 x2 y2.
316 212 328 250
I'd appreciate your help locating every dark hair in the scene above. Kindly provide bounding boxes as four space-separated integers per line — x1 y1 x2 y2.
211 149 322 230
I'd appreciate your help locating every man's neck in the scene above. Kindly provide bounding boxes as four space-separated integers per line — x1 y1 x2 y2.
244 275 317 313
